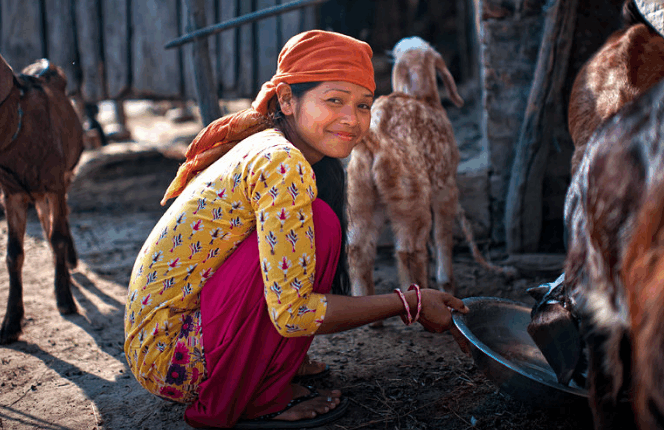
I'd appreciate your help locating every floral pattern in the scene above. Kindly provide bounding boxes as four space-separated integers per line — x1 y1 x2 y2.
124 129 328 403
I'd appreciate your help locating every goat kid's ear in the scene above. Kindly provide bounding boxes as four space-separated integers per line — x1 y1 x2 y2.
435 54 464 108
275 82 295 115
391 61 410 93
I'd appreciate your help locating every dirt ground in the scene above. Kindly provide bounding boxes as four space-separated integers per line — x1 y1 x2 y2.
0 98 594 430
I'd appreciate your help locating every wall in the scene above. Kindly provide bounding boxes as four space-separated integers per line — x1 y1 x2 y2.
0 0 316 101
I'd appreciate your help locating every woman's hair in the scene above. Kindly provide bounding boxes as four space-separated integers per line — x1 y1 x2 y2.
272 82 351 296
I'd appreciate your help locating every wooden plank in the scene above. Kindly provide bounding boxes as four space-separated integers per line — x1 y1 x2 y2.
302 4 316 30
0 0 43 71
132 0 181 98
504 0 579 254
219 0 238 96
256 0 279 86
102 0 130 99
183 0 222 125
75 0 106 101
280 4 302 46
238 0 255 97
44 0 80 95
181 0 218 101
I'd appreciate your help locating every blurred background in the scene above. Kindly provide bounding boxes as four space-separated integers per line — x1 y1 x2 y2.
0 0 629 253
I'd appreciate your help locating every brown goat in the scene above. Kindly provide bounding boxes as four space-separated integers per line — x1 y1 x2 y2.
347 37 463 301
530 78 664 430
623 178 664 430
0 55 83 344
567 0 664 176
347 37 511 306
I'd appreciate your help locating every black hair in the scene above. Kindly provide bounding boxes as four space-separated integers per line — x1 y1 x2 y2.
272 82 351 296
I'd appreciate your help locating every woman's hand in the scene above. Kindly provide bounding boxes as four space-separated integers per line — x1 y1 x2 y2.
418 289 471 355
319 289 472 358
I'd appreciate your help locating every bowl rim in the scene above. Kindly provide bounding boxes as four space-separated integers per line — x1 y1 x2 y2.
452 296 588 398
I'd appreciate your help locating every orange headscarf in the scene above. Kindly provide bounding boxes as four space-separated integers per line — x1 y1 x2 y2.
161 30 376 205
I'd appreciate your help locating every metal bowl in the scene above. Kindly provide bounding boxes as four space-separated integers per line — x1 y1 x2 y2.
452 296 588 408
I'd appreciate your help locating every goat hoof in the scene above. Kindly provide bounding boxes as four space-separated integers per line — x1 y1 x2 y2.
67 257 78 270
56 296 77 315
57 303 77 315
0 322 22 345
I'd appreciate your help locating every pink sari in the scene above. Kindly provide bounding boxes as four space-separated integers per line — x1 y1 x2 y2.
184 199 340 428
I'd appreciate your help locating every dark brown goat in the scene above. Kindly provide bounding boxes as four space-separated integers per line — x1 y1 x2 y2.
528 5 664 427
0 55 83 344
623 178 664 430
567 1 664 176
531 78 664 430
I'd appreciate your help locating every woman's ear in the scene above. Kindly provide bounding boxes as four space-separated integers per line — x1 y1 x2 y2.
276 83 295 115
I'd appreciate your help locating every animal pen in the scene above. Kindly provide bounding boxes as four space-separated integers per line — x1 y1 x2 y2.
0 0 634 258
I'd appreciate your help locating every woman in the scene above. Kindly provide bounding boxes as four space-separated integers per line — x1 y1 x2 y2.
124 30 470 429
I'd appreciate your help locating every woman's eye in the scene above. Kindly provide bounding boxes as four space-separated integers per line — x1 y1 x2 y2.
359 103 372 110
327 98 342 104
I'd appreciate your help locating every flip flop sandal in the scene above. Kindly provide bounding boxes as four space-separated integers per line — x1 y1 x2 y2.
292 364 331 382
233 387 349 429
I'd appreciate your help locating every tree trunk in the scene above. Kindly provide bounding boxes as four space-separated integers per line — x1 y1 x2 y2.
504 0 579 254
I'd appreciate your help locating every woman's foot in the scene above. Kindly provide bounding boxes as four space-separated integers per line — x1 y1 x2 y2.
295 354 328 377
273 384 342 422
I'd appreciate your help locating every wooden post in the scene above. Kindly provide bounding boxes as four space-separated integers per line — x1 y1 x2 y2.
184 0 222 126
238 0 255 97
0 1 43 70
219 0 238 97
45 0 80 95
101 0 130 99
504 0 579 254
257 0 279 86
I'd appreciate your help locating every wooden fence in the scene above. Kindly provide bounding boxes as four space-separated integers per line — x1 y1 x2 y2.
0 0 316 102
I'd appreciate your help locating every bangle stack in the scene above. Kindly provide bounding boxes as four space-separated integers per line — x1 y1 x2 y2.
394 284 422 326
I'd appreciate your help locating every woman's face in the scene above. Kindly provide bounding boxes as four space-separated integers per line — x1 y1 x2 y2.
280 81 373 163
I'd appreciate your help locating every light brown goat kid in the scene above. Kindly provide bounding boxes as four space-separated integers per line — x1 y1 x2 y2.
347 37 508 304
0 55 84 344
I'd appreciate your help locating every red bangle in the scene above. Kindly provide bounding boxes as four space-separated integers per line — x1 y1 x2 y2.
408 284 422 323
394 288 412 325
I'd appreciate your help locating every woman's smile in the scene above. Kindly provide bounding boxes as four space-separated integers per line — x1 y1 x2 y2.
330 131 357 142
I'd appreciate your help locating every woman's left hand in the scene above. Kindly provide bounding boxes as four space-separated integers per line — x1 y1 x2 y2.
417 289 471 355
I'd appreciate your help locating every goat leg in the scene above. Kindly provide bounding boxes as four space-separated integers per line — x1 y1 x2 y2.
432 192 457 294
396 249 429 291
48 191 77 315
347 208 384 297
35 194 78 269
585 327 635 430
0 192 29 344
347 147 381 298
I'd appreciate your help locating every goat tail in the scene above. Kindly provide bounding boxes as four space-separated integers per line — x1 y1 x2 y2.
456 204 518 278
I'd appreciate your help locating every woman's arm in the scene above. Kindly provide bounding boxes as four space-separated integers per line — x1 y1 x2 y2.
317 289 471 353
